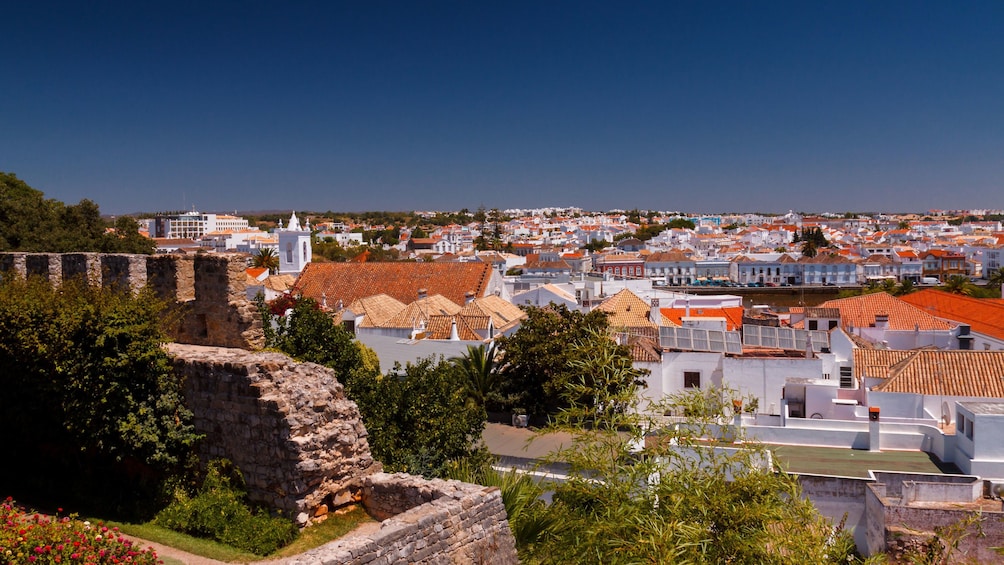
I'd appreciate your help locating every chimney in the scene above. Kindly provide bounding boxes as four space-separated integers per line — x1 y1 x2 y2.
464 291 475 305
417 288 428 300
449 319 460 341
650 298 661 326
685 297 691 317
874 312 889 330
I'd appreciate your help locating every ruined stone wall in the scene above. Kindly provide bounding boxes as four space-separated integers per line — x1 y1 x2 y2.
0 252 261 349
166 343 381 523
284 473 518 565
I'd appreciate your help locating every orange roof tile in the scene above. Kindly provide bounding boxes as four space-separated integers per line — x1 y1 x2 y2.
461 295 527 334
293 262 495 307
816 292 954 332
346 294 407 327
871 350 1004 397
425 314 487 341
659 306 745 330
899 289 1004 341
595 289 656 329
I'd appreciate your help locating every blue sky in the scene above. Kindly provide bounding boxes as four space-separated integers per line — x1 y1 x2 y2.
3 1 1003 215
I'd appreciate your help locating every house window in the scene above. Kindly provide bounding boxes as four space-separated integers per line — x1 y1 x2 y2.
958 413 966 436
808 320 818 331
968 421 974 440
684 371 701 389
829 321 838 330
839 366 853 389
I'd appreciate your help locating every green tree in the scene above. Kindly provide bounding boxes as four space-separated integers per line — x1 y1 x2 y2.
667 218 696 230
941 275 975 296
350 357 488 478
0 276 199 516
987 267 1004 290
522 367 858 564
258 296 371 388
1 172 155 254
495 305 642 418
252 247 280 274
450 343 502 412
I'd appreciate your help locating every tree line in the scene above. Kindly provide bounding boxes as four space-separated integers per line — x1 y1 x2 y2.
0 172 154 254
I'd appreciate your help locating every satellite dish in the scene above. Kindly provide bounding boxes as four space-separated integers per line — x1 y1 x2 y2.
941 401 952 427
993 483 1004 498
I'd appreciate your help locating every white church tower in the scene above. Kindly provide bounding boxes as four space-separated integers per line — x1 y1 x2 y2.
278 211 312 275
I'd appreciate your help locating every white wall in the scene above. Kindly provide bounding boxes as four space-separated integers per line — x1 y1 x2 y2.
722 357 823 416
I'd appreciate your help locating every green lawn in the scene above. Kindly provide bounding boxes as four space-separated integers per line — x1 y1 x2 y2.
104 505 375 563
772 445 961 478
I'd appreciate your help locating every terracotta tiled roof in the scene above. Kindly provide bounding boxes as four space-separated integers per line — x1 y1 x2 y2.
595 289 656 329
384 295 461 329
263 274 297 293
293 262 495 307
816 292 954 332
645 250 693 263
870 350 1004 397
623 328 662 363
853 349 918 378
898 289 1004 342
659 306 745 330
346 294 407 328
461 295 527 334
425 314 487 341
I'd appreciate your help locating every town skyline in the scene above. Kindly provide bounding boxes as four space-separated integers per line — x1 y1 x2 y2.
4 1 1003 215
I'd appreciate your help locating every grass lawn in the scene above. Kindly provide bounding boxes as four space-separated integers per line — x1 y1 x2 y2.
771 445 961 478
103 504 375 563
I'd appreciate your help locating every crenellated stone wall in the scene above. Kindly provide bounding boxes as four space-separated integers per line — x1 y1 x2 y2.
3 252 520 563
166 343 381 522
0 252 262 349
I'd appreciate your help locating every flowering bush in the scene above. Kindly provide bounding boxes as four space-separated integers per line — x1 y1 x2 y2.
0 497 161 564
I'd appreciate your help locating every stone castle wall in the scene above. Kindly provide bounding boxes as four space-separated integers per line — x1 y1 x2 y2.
0 252 262 349
3 252 519 563
166 343 381 523
284 473 518 565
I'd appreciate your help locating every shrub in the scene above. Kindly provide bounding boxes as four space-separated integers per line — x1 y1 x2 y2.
154 461 298 556
0 497 161 564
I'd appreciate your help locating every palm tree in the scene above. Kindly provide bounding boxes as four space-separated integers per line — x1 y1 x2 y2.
988 267 1004 290
451 342 500 411
252 247 279 274
942 274 973 296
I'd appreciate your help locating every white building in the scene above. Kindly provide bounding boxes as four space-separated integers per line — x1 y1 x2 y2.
278 211 312 275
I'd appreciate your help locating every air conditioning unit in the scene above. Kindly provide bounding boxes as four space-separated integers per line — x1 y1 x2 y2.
512 414 529 428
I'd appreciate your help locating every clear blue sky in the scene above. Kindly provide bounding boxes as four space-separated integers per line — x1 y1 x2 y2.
3 1 1003 215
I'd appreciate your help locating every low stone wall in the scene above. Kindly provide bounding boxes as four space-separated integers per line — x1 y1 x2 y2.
283 473 518 565
166 343 381 523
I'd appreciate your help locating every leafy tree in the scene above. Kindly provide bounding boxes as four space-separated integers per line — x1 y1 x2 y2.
0 276 199 516
495 305 643 418
522 366 859 564
1 172 155 253
581 239 611 253
667 218 696 230
257 296 372 389
350 357 488 478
